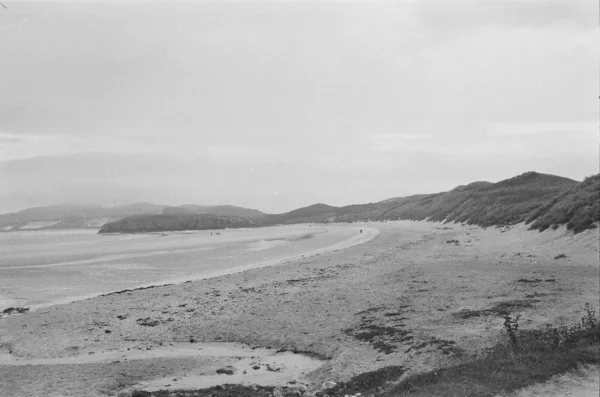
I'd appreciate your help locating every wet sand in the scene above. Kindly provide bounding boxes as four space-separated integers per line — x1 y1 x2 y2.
0 221 598 397
0 224 377 311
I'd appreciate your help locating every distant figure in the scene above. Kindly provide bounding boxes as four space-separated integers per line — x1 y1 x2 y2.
360 229 363 234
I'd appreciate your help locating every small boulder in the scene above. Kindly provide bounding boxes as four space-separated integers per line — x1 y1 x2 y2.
322 381 337 389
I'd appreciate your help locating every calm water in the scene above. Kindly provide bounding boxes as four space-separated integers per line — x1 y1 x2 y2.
0 224 366 310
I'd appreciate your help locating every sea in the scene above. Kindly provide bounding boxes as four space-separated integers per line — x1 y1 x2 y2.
0 224 368 311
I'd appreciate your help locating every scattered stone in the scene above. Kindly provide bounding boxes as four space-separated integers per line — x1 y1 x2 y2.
1 307 29 315
323 381 337 389
216 368 234 375
136 317 160 327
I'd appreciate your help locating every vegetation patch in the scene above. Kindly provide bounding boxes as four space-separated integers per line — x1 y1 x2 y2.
345 306 413 354
315 366 407 397
516 278 542 283
130 384 304 397
136 317 164 327
454 299 538 319
0 307 29 316
529 174 599 234
100 284 173 298
554 254 567 260
524 292 548 298
376 304 599 397
355 307 385 315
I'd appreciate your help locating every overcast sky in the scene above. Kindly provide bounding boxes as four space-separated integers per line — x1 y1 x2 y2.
0 0 598 213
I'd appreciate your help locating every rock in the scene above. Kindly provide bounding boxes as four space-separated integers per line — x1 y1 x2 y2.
216 368 234 375
322 381 337 389
116 391 132 397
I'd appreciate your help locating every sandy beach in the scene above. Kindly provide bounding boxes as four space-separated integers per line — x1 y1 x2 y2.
0 221 598 397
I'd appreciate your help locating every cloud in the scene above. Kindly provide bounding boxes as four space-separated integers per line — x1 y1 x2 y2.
0 133 26 143
486 122 598 137
372 133 435 152
418 0 597 33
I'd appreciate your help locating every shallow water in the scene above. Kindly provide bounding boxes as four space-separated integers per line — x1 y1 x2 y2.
0 341 325 390
0 224 376 310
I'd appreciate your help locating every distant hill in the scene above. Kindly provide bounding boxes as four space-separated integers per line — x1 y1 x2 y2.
161 204 265 218
256 203 340 225
98 203 340 233
0 203 164 231
0 202 265 232
98 213 256 233
5 171 599 234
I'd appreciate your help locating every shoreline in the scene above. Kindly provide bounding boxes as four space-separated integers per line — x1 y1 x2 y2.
2 225 379 314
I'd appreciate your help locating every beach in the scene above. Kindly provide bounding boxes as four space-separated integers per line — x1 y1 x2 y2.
0 224 376 311
0 221 598 396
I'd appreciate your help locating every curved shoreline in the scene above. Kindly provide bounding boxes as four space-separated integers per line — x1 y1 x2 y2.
13 225 379 313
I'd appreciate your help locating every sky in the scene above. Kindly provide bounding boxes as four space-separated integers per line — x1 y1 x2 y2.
0 0 598 214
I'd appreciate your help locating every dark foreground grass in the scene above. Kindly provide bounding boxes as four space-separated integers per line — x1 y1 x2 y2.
376 314 599 397
131 385 303 397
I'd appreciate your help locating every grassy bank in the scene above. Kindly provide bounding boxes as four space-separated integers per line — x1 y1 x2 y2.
376 304 599 397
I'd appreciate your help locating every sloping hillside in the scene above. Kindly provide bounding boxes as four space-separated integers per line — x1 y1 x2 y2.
7 171 598 234
256 203 340 225
0 203 264 231
161 204 265 218
364 172 578 227
98 213 255 233
528 174 600 233
0 203 164 231
321 171 594 233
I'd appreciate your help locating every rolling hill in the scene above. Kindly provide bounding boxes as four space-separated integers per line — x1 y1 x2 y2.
0 203 263 232
4 171 598 234
0 203 164 231
160 204 265 218
98 213 256 233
